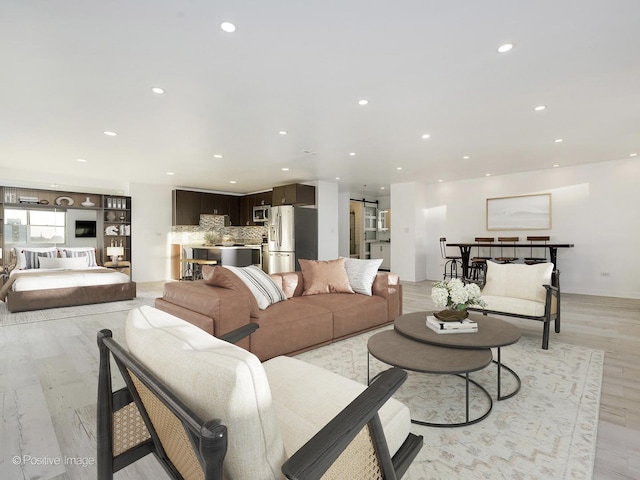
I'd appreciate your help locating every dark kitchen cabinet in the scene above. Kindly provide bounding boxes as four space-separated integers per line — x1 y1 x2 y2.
240 191 272 225
272 183 315 206
172 190 202 225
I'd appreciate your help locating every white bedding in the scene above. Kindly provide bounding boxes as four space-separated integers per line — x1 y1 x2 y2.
8 267 130 292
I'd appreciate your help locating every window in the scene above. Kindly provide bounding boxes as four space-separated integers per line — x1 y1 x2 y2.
4 208 66 245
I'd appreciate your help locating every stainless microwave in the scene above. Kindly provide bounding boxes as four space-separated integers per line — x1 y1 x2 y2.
253 205 270 222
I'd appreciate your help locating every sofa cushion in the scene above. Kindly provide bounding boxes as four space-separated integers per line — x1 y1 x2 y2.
250 298 334 361
203 265 261 318
263 355 411 458
482 261 553 303
481 295 547 317
299 258 354 295
224 265 287 309
344 258 383 296
299 293 389 339
125 306 287 480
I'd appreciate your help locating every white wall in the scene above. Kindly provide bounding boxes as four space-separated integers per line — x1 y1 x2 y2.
315 181 339 260
338 191 351 258
390 182 428 282
66 209 97 248
130 182 174 282
418 158 640 298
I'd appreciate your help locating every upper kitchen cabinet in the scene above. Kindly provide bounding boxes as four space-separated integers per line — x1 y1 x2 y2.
172 190 202 225
240 191 273 225
272 183 315 206
201 193 241 225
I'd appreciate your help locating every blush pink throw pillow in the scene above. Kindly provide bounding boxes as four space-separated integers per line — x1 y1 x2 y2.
298 258 354 296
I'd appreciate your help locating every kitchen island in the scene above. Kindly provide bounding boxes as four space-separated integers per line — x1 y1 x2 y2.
171 244 263 280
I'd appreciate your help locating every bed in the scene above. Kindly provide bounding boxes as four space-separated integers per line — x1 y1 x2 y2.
1 246 137 313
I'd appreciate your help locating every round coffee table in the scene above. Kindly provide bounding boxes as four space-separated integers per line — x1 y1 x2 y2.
395 311 521 400
367 330 494 427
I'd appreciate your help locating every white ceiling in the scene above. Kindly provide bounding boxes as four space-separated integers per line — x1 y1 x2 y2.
2 0 639 196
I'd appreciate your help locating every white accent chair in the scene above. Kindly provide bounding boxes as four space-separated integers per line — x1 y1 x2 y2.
97 306 422 479
467 262 560 349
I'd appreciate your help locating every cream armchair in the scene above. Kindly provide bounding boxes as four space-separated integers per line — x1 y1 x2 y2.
97 306 422 479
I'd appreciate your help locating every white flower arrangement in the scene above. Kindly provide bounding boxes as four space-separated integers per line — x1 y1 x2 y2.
431 278 487 311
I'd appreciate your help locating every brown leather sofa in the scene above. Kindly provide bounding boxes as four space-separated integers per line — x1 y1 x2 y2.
155 270 402 361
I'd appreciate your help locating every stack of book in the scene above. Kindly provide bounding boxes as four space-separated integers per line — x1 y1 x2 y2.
426 316 478 334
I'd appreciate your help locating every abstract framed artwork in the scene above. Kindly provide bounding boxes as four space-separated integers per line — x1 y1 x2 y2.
486 193 551 230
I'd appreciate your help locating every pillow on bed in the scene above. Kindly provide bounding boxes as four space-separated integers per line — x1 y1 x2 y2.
20 248 59 270
38 256 89 269
60 247 98 267
15 247 58 270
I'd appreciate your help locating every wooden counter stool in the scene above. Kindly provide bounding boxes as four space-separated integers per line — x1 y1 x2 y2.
525 236 550 264
495 236 519 263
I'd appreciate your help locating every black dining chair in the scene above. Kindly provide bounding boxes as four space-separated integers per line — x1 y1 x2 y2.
495 236 519 263
439 237 462 279
524 236 550 264
469 237 494 282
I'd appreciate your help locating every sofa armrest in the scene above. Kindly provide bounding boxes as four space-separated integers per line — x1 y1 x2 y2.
372 272 403 320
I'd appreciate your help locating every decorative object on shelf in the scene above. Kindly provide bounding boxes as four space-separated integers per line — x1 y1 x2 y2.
55 195 75 206
81 196 95 207
39 200 49 205
105 225 119 235
106 246 124 266
431 278 486 321
106 211 116 221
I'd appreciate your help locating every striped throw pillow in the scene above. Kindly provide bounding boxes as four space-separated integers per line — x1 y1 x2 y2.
61 248 98 267
23 249 57 270
224 265 287 310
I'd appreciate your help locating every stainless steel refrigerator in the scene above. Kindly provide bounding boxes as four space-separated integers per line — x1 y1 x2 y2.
268 205 317 274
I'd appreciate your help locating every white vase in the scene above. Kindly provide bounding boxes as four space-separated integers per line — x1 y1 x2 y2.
81 196 95 207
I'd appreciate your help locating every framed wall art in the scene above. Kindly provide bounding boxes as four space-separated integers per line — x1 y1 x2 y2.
486 193 551 230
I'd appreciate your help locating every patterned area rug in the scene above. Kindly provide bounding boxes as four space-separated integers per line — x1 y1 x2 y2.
295 327 603 480
0 296 155 326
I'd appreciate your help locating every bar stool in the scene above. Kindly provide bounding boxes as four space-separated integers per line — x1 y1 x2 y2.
495 236 519 263
439 237 462 279
525 236 550 264
180 258 218 280
469 237 494 281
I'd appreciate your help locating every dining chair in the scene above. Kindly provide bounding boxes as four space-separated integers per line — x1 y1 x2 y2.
439 237 462 279
524 236 550 264
469 237 494 282
495 236 519 263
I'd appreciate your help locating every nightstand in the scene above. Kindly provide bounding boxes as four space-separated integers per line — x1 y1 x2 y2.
104 261 131 276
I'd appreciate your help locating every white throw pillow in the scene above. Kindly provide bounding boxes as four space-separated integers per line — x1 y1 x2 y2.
15 247 58 270
38 256 89 269
224 265 287 309
343 258 383 296
60 247 98 267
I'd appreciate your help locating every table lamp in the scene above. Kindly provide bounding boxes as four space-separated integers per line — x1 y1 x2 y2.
106 246 124 266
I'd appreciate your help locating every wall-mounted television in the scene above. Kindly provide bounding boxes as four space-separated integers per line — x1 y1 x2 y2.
75 220 97 238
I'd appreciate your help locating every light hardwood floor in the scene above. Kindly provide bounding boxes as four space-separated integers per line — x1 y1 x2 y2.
0 280 638 479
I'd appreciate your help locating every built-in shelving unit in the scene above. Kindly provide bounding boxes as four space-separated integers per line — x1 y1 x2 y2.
102 196 132 265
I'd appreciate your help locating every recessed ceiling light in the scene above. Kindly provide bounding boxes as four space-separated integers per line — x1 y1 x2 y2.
335 177 340 180
380 187 385 190
220 22 236 33
554 138 564 143
51 184 58 188
358 99 368 106
534 105 546 111
77 158 87 162
485 173 491 177
396 167 402 170
552 164 560 168
630 153 638 157
151 87 165 94
229 180 237 184
278 130 288 135
438 179 443 183
349 152 356 156
104 131 117 136
462 156 470 159
166 172 175 175
421 134 431 139
281 167 289 171
213 154 223 158
497 43 514 53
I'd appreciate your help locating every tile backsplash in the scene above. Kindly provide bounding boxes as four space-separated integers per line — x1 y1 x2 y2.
170 215 268 245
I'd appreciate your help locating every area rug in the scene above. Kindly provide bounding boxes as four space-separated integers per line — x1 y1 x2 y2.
295 328 604 480
0 296 155 326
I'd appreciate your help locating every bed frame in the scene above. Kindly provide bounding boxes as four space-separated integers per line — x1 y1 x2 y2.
6 282 137 313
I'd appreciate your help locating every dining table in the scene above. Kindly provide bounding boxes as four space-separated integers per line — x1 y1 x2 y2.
446 242 574 280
